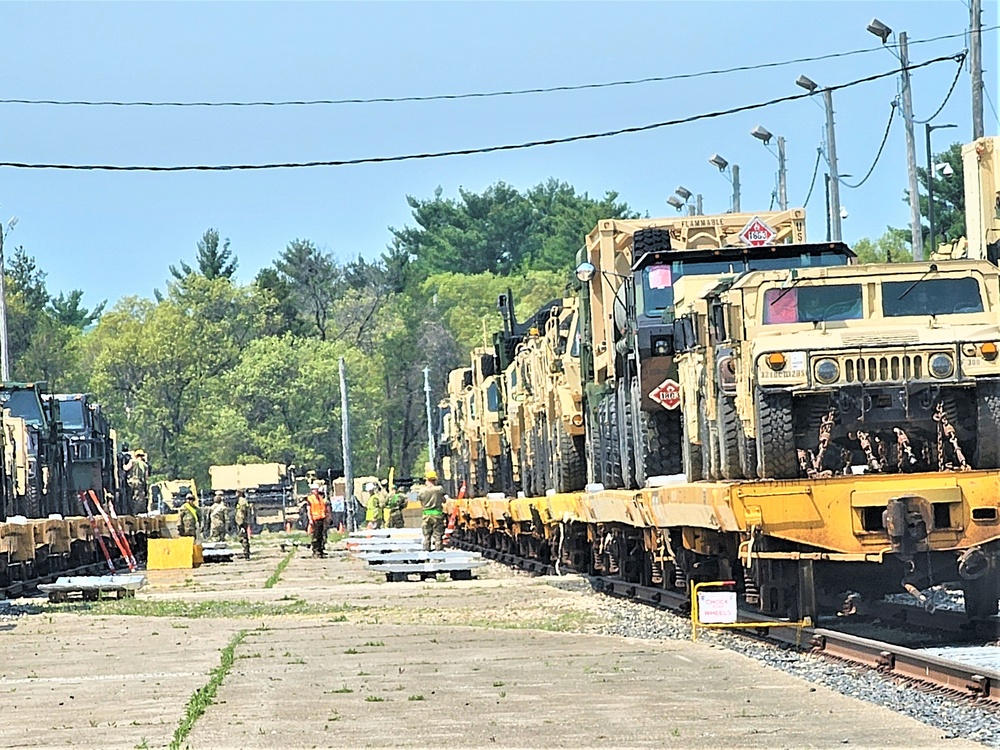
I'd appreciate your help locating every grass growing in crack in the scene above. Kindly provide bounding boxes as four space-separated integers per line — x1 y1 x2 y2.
408 694 425 701
365 695 385 702
48 598 353 619
264 548 296 589
170 629 247 750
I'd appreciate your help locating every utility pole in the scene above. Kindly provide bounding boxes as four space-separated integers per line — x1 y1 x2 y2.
823 90 843 242
732 164 741 213
338 357 355 532
695 194 703 215
422 367 435 474
824 174 832 242
777 136 788 211
971 0 984 140
899 32 924 259
925 122 958 253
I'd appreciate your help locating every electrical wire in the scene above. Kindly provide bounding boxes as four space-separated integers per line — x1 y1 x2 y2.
985 85 1000 126
0 54 962 172
913 51 967 123
802 147 823 208
841 101 897 189
0 28 992 109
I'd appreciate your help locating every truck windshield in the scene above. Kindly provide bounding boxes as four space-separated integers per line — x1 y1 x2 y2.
763 284 864 324
57 399 86 430
748 252 851 271
881 277 984 317
0 390 45 425
643 260 741 315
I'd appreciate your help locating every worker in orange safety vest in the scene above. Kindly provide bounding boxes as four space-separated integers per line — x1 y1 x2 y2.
307 484 330 558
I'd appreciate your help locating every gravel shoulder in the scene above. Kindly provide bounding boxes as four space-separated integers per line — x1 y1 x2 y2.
0 534 992 749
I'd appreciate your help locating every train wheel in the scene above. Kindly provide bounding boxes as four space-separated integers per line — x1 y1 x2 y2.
975 381 1000 469
755 389 799 480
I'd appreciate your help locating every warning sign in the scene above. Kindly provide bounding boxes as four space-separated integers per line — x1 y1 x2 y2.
697 590 738 624
649 378 681 410
738 216 777 247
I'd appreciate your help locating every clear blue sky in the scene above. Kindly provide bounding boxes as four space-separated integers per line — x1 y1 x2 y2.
0 1 995 309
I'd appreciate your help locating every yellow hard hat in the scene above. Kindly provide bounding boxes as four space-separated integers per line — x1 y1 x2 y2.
425 469 438 480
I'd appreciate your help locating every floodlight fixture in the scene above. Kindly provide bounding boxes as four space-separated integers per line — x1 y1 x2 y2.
934 162 955 177
840 206 849 219
666 196 684 211
750 125 773 144
866 18 893 43
708 153 729 171
795 75 818 93
675 186 692 201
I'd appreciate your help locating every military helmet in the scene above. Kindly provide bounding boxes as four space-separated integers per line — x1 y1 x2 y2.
185 493 194 501
214 490 224 498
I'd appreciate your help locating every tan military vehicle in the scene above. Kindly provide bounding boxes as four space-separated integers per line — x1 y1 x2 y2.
444 366 474 495
716 260 1000 479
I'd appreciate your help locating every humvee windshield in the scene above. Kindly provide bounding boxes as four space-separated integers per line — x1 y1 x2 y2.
882 277 984 317
0 389 45 426
763 284 864 324
641 252 850 316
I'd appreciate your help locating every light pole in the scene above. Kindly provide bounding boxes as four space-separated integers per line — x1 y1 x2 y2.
0 216 18 382
925 122 957 253
797 75 842 241
709 154 740 213
750 125 788 210
867 18 924 259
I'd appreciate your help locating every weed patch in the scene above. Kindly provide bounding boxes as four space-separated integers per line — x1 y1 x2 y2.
49 598 353 619
264 548 296 589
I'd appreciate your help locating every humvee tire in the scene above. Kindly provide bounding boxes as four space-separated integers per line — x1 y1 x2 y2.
755 390 798 479
718 395 745 480
975 380 1000 470
554 420 586 493
642 409 683 477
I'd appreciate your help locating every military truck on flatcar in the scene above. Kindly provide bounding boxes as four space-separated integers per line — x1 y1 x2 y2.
0 382 65 518
709 260 1000 479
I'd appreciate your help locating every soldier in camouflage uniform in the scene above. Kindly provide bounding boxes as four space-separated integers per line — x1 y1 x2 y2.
177 493 200 538
418 470 446 551
123 450 150 515
209 491 228 542
234 489 253 559
387 488 406 529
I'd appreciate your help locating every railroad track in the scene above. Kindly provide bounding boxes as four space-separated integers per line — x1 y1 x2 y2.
454 539 1000 706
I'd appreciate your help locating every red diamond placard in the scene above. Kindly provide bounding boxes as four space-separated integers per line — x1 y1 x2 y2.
649 378 681 410
738 216 777 247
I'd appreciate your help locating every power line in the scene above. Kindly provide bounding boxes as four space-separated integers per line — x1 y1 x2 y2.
802 147 823 208
985 85 1000 126
0 28 992 109
841 101 897 189
0 54 962 173
913 50 967 123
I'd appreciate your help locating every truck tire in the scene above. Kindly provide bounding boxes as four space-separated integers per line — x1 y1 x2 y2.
554 420 586 493
701 411 721 481
617 383 637 490
755 390 799 480
975 381 1000 470
682 419 704 482
642 409 683 477
605 395 625 489
718 396 745 480
629 377 647 489
633 228 673 257
26 478 41 519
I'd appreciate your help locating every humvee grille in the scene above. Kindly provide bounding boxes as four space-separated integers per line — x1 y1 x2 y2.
842 354 924 383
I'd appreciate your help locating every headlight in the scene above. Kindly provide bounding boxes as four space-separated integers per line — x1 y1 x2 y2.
814 358 840 385
929 353 954 378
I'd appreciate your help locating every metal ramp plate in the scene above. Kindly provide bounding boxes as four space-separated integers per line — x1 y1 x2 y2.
38 574 147 603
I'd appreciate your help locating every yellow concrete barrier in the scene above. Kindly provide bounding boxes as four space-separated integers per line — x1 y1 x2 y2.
147 537 203 570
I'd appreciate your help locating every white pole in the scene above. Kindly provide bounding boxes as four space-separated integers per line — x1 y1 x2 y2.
423 367 435 472
339 357 355 531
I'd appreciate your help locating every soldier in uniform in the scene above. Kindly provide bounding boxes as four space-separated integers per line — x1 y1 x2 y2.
177 493 200 538
234 489 253 560
209 491 228 542
123 449 150 515
367 483 385 530
387 486 406 529
418 469 446 551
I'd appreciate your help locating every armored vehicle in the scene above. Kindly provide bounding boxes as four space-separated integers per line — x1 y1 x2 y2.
50 394 120 508
0 382 66 518
713 260 1000 479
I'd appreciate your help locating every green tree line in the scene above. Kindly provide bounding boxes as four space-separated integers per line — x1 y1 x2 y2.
10 179 631 486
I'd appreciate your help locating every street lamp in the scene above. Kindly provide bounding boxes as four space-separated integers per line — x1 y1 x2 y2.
797 75 842 241
0 215 17 382
751 125 788 210
672 185 702 215
708 154 740 212
867 17 923 258
925 122 957 253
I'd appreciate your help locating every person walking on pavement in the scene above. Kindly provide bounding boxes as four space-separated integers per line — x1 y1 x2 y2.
177 493 200 538
418 469 446 551
387 487 406 529
308 484 330 558
209 491 228 542
234 489 254 560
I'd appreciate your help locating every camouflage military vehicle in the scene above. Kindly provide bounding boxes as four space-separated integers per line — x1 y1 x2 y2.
0 382 66 518
714 259 1000 479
